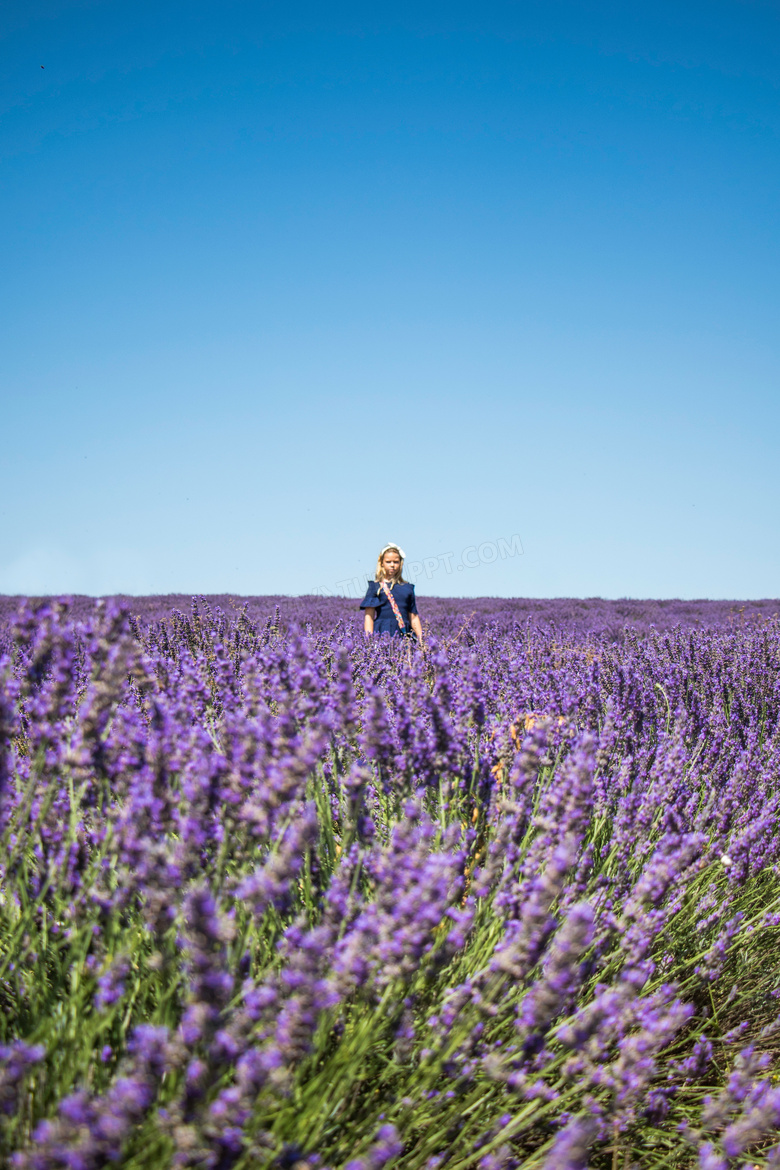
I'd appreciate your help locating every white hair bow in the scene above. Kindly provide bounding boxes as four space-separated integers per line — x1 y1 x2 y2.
380 542 406 559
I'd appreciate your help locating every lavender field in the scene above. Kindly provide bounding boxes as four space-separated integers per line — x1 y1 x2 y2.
2 595 780 1169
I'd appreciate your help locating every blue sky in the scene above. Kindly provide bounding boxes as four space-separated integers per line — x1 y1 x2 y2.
1 0 778 598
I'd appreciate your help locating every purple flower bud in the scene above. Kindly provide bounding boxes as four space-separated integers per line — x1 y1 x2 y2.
542 1117 597 1169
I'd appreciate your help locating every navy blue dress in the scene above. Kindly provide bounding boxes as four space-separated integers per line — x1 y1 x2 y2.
359 581 418 636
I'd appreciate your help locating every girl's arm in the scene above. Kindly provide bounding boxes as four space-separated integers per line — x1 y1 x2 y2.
411 613 423 644
364 607 376 636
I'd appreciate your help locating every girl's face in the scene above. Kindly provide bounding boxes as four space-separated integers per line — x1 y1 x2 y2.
382 550 402 579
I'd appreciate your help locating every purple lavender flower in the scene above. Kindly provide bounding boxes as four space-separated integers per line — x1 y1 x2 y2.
542 1117 597 1169
3 594 780 1169
12 1026 170 1169
94 956 130 1012
696 1143 727 1170
0 1042 45 1117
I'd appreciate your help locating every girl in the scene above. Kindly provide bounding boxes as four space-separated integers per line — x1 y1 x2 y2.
360 543 423 641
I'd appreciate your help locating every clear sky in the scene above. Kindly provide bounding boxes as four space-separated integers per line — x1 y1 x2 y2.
1 0 779 599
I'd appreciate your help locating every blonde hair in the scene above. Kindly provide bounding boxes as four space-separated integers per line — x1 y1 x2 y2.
375 545 406 584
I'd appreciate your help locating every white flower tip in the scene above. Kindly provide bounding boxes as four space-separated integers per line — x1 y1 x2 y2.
720 854 733 867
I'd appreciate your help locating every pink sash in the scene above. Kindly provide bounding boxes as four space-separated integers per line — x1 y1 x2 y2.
380 581 407 633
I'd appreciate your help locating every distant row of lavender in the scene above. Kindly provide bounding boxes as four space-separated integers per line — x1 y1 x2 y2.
1 592 778 637
1 595 780 1168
